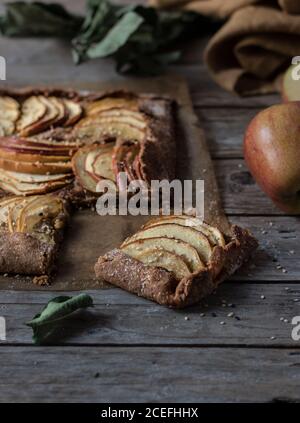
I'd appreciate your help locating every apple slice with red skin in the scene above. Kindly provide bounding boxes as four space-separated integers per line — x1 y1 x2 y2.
134 248 191 281
0 135 77 151
86 98 138 115
143 216 226 247
72 142 115 193
244 101 300 213
73 117 146 144
0 174 73 196
0 157 72 174
0 137 73 155
121 236 204 273
63 99 82 126
122 222 212 264
91 151 115 182
112 142 140 185
0 147 71 163
17 96 47 133
23 96 59 136
18 96 67 136
1 169 71 184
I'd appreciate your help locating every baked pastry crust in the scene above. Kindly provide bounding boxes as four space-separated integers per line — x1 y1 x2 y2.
95 224 258 308
0 194 69 275
0 231 62 275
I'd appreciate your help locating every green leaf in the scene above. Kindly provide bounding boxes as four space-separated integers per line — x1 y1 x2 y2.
0 1 82 37
86 11 144 59
26 293 93 345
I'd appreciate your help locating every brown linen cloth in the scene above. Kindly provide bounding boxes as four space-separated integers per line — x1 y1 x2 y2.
150 0 300 95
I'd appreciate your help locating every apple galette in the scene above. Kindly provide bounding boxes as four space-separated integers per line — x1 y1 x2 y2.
0 88 176 275
94 215 258 308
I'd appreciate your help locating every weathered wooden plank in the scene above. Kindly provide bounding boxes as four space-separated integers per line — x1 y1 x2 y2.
0 346 299 402
231 216 300 280
0 283 300 346
215 159 284 215
196 107 260 158
0 37 280 108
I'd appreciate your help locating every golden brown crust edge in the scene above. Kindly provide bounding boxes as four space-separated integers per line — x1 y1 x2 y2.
94 225 258 308
0 232 60 275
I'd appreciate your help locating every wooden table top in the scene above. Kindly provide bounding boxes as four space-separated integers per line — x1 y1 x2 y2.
0 0 299 403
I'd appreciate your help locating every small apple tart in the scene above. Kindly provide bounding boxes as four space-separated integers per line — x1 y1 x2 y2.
95 215 258 308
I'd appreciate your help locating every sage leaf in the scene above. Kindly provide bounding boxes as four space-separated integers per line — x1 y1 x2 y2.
26 293 94 345
86 11 144 59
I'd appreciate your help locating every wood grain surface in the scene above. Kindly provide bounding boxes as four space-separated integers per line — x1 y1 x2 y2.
0 0 299 403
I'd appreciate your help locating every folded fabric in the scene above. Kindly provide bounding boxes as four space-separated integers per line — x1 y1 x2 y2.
150 0 300 95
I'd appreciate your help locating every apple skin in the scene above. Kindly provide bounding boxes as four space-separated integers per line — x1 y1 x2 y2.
244 101 300 213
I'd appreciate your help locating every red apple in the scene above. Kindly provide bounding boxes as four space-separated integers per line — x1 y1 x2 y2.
244 102 300 213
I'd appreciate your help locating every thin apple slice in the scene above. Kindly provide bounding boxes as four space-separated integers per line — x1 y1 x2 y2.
72 143 115 192
0 197 24 229
48 97 66 125
0 157 72 174
99 109 147 127
91 151 115 181
63 99 82 126
73 119 145 143
112 142 140 184
17 194 66 233
1 169 71 184
143 216 226 247
121 236 204 273
0 147 71 163
7 197 28 232
86 98 138 115
0 143 72 158
134 248 191 281
17 96 47 133
201 222 226 247
33 128 81 149
72 146 100 192
0 174 73 196
83 114 147 130
0 119 15 136
122 223 212 264
0 136 71 154
35 96 59 128
0 96 20 120
17 96 66 136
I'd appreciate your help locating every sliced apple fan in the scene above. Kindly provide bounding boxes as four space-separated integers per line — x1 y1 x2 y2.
0 94 155 196
95 216 258 307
